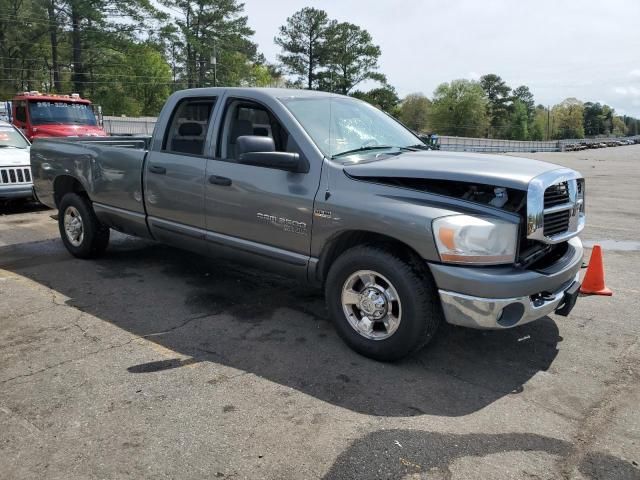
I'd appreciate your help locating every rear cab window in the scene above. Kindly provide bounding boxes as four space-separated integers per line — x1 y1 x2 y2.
163 97 217 156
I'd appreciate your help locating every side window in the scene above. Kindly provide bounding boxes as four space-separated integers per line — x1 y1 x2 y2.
218 100 291 161
163 97 216 156
15 102 27 123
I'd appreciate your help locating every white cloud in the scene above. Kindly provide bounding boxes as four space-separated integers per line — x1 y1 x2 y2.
613 86 640 97
630 69 640 78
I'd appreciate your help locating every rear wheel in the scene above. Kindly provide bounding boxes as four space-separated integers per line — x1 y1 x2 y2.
325 245 442 361
58 193 109 258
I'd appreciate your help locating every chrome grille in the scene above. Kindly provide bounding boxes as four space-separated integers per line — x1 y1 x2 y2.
0 167 32 185
526 169 585 245
544 181 569 208
543 209 571 236
542 181 572 236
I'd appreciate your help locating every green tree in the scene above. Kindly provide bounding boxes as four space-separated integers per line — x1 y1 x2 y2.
127 45 171 115
552 98 584 139
397 93 431 132
320 22 384 94
351 85 400 114
429 80 488 137
583 102 605 136
509 99 529 140
0 0 50 96
512 85 535 122
480 73 511 137
162 0 256 88
530 105 548 141
601 104 616 135
90 44 171 116
274 7 331 90
612 116 627 137
625 117 639 136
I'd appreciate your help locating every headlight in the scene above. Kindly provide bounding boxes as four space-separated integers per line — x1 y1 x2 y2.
432 215 518 265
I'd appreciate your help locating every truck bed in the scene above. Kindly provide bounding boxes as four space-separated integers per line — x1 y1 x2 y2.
31 136 150 217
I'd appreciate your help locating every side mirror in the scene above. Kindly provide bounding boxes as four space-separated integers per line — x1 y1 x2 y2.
237 135 309 173
237 135 275 155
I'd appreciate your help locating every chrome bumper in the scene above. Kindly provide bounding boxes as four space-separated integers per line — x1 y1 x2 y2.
439 273 580 329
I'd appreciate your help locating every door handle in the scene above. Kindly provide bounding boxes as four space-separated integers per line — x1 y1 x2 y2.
149 165 166 174
209 175 232 186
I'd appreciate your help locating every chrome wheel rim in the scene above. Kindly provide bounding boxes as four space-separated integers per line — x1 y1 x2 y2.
63 206 84 247
341 270 402 340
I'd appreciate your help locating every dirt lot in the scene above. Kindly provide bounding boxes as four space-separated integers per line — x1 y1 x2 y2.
1 146 639 479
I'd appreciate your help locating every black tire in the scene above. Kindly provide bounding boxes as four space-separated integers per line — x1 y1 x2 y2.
58 193 110 258
325 245 442 361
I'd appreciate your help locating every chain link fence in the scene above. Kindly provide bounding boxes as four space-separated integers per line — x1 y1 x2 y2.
437 136 559 152
438 135 640 152
103 116 157 136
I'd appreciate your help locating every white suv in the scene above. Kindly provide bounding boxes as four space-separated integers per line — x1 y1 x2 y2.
0 120 33 201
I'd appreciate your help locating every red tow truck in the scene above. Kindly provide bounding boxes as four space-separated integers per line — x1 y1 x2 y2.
10 91 107 141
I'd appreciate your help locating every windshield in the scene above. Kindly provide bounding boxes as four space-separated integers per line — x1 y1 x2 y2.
0 127 29 148
28 101 97 126
281 96 422 160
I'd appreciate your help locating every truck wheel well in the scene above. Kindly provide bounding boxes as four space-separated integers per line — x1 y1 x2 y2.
317 231 424 285
53 176 87 208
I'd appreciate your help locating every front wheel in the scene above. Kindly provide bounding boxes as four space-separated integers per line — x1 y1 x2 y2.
325 245 442 361
58 193 110 258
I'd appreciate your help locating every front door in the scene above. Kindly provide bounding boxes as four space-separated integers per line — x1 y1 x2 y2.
144 96 217 251
204 98 319 269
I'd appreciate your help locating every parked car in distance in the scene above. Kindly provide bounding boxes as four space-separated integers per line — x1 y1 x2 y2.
0 120 34 201
31 88 586 361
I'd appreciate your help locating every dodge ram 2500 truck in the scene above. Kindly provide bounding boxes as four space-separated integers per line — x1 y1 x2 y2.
31 88 585 360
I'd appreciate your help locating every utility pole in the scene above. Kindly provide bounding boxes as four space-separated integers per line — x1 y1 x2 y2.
212 42 217 87
171 43 177 92
547 105 550 141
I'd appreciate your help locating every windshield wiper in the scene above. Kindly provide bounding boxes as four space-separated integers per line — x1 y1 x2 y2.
332 145 407 159
407 144 432 150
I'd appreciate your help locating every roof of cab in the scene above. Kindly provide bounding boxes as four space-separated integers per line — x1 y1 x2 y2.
172 87 343 101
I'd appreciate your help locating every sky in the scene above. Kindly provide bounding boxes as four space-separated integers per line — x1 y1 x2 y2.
242 0 640 117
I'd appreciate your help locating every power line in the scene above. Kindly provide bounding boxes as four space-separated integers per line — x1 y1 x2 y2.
0 77 178 85
0 67 173 78
0 13 169 31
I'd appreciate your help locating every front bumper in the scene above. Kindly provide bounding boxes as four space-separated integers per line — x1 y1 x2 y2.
431 237 583 329
0 185 34 200
439 273 580 329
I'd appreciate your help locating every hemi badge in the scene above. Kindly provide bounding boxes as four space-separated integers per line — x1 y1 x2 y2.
314 209 332 219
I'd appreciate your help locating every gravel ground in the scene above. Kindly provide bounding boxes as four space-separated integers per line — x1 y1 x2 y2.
1 145 639 479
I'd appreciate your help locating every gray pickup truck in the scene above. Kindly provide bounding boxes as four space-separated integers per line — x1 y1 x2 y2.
31 88 585 360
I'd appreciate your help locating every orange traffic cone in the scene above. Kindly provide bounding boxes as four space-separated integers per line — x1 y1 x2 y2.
580 245 612 296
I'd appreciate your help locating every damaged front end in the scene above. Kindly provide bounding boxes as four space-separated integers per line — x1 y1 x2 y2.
345 174 578 270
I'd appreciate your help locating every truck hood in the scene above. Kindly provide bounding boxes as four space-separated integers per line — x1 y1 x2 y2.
0 147 30 166
342 150 565 190
32 124 107 138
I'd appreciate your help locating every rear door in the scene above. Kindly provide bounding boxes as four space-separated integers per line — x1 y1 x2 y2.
144 96 218 251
